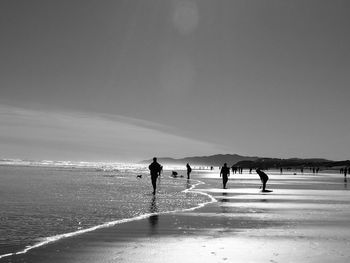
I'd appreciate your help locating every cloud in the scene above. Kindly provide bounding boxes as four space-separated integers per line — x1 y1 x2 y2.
0 105 225 162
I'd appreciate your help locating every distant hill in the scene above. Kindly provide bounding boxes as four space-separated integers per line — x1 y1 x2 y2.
235 157 343 169
140 154 259 166
140 154 349 169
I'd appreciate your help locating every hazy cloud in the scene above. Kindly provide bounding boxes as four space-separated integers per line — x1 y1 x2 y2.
0 105 227 162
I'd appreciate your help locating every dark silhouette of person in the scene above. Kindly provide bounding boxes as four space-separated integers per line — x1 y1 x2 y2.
186 163 192 179
256 168 269 192
220 163 230 189
148 157 162 195
344 168 348 177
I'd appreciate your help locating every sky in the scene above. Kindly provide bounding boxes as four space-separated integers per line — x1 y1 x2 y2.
1 0 349 162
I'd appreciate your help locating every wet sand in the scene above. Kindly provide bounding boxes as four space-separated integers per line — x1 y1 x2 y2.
2 171 350 263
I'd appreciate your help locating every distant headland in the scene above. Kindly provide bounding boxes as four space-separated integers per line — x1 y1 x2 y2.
140 154 350 169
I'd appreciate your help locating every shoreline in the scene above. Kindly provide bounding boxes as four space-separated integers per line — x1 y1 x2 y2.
0 178 215 261
2 171 350 262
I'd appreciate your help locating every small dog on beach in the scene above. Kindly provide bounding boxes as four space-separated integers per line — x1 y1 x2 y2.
136 174 142 178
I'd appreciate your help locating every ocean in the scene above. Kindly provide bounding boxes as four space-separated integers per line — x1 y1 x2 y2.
0 161 211 258
1 160 350 262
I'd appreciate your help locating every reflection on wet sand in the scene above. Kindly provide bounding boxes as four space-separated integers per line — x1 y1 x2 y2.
186 179 191 190
219 192 229 213
148 196 159 234
220 192 229 203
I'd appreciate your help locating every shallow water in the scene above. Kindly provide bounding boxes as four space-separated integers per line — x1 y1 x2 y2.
0 165 209 256
186 169 350 262
194 169 350 222
1 167 350 262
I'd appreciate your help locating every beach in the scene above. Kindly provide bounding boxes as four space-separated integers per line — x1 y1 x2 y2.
2 168 350 263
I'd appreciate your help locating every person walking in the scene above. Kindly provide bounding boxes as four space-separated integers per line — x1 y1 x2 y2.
186 163 192 179
220 163 230 189
148 157 162 195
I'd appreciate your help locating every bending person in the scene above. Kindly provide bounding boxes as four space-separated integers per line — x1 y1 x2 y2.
255 168 269 192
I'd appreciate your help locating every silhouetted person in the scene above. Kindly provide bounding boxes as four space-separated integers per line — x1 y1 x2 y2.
280 167 283 174
186 163 192 179
256 168 269 192
220 163 230 189
344 168 348 177
148 157 162 195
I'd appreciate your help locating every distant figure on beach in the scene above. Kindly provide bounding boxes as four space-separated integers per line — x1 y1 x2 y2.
344 168 348 177
256 168 269 192
220 163 230 189
148 157 162 195
186 163 192 179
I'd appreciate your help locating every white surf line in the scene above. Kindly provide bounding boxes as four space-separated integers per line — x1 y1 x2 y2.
179 178 218 211
0 177 216 260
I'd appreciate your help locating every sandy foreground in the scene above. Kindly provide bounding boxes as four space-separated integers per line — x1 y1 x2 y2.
2 172 350 263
